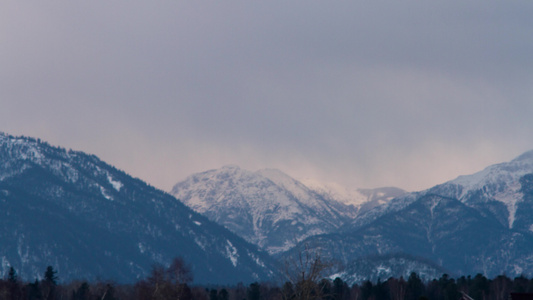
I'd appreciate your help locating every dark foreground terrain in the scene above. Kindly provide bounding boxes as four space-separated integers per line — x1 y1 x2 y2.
2 260 533 300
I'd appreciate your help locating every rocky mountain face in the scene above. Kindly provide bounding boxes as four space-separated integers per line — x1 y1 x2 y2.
0 133 277 284
287 151 533 280
170 166 369 254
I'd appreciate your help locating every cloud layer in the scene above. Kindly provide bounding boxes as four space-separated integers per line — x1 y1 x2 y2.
2 1 533 191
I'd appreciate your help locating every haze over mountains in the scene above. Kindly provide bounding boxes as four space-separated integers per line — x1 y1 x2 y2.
3 132 533 285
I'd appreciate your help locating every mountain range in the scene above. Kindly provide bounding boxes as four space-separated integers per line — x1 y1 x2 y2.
3 132 533 285
170 151 533 283
283 151 533 282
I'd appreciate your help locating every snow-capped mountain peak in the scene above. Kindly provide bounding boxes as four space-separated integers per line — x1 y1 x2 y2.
442 151 533 228
170 166 359 254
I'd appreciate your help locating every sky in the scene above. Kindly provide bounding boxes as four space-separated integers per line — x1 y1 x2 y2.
2 1 533 192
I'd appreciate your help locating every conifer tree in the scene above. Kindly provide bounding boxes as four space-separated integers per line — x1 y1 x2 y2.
218 288 229 300
406 272 425 300
44 266 58 285
210 289 219 300
247 282 261 300
7 266 17 284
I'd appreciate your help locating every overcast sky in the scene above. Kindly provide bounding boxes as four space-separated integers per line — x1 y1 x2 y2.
2 1 533 192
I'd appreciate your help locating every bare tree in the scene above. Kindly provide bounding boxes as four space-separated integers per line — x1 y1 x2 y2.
167 257 193 286
282 243 332 300
139 257 193 300
491 275 512 300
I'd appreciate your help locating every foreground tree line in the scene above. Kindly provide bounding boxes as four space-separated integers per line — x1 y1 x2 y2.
2 257 533 300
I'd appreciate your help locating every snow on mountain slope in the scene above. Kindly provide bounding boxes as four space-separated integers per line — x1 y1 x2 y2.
170 166 359 254
452 151 533 193
348 150 533 232
427 150 533 229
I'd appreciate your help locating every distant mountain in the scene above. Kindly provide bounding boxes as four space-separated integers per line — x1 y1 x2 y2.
428 150 533 231
170 166 363 254
301 180 406 215
0 133 277 284
348 150 533 232
285 151 533 279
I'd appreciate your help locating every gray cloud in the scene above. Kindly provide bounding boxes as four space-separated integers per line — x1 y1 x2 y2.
2 1 533 191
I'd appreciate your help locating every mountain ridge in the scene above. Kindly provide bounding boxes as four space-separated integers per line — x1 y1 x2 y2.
0 133 278 284
286 150 533 280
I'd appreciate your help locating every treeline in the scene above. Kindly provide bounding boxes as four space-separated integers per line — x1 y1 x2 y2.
3 264 533 300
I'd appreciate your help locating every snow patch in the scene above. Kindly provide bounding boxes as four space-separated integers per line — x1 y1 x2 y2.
376 265 392 275
249 253 265 268
107 174 123 191
194 236 207 251
514 265 523 275
493 181 523 228
64 164 79 183
1 257 10 276
100 186 113 200
225 240 239 267
329 272 346 280
138 243 146 254
429 197 440 218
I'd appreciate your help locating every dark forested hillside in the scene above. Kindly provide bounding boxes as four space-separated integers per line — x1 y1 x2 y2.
283 193 533 279
0 133 277 284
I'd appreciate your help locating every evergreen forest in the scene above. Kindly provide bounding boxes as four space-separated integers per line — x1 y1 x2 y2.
2 258 533 300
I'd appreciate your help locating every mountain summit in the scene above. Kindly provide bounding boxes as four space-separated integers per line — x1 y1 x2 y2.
433 150 533 230
170 166 360 254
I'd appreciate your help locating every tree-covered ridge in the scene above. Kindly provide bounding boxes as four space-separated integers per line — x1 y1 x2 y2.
0 134 278 284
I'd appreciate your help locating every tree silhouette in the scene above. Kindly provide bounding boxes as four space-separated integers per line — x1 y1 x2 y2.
283 244 331 300
7 267 17 284
44 266 58 285
248 282 261 300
